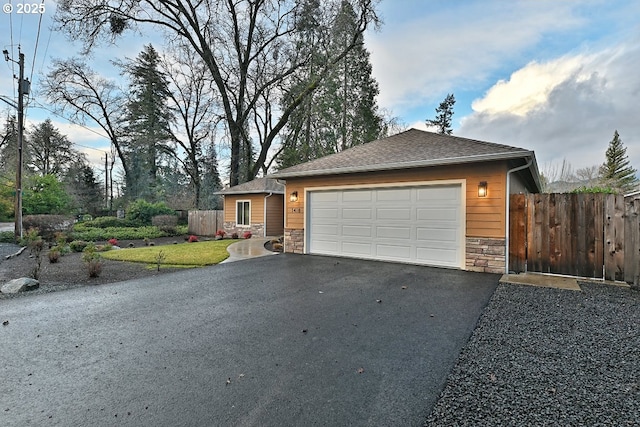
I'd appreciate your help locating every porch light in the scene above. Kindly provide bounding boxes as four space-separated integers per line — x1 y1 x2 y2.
478 181 488 198
289 191 298 203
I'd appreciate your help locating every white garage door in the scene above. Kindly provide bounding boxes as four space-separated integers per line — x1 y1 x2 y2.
307 184 464 268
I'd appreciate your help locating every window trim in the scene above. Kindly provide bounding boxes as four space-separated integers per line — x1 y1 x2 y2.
236 199 251 226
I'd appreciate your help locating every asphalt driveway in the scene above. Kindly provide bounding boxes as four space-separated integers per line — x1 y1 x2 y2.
1 254 498 426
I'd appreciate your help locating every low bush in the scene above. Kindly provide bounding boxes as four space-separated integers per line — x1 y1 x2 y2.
71 225 169 241
216 229 226 238
243 231 252 239
188 235 199 243
82 244 103 278
0 231 15 243
108 238 119 246
126 200 174 225
152 215 178 234
23 228 44 280
23 215 73 241
231 232 239 239
69 240 89 253
48 247 61 263
81 216 140 228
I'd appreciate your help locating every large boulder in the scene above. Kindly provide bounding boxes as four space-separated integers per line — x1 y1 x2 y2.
1 277 40 294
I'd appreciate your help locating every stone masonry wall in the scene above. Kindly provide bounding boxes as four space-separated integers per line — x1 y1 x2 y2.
284 229 304 254
466 237 506 274
223 221 264 238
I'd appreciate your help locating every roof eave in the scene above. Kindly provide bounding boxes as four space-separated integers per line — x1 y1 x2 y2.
270 151 534 179
215 189 284 196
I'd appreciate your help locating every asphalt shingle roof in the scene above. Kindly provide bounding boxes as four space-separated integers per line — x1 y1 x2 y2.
216 177 284 195
270 128 535 179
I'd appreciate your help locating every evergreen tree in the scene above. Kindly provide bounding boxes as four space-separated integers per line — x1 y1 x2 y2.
28 119 81 177
600 130 638 193
277 0 382 169
122 44 174 201
199 140 223 209
0 114 23 178
63 158 103 215
426 93 455 135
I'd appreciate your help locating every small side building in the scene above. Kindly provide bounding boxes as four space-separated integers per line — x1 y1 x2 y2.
217 177 285 237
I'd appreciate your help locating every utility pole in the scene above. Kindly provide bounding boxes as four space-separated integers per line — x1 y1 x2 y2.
104 153 109 211
3 48 29 241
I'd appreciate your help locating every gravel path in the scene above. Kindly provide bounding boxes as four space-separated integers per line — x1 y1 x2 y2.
425 282 640 427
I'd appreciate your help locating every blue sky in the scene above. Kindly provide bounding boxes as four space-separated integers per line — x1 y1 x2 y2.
2 0 640 182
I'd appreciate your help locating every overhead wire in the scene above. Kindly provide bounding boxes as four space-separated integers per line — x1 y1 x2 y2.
27 101 111 151
29 0 46 84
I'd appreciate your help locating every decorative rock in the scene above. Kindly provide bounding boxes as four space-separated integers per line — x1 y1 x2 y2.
1 277 40 294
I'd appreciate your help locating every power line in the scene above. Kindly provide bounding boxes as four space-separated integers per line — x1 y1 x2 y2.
29 0 46 84
27 100 112 148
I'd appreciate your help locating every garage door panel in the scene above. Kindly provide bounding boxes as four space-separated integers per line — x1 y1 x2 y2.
416 207 459 221
312 224 339 236
342 241 371 256
416 247 459 264
312 192 339 202
377 226 410 239
342 208 372 220
308 185 463 268
377 208 412 220
416 186 459 202
312 240 339 252
312 208 339 219
376 188 412 202
376 244 412 259
342 191 372 202
416 227 458 243
342 225 372 237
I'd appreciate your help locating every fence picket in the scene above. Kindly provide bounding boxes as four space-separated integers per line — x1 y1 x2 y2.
510 193 638 283
188 210 224 236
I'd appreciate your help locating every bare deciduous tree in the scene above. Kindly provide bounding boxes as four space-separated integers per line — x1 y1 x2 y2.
41 59 129 180
54 0 380 185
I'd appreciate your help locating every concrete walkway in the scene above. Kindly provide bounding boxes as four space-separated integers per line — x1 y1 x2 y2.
221 237 279 263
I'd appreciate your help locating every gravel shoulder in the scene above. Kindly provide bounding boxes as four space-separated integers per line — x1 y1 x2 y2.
425 282 640 426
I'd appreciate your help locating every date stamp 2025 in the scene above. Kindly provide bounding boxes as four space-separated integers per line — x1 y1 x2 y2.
3 2 46 14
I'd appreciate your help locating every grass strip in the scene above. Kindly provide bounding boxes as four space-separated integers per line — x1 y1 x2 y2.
101 239 239 267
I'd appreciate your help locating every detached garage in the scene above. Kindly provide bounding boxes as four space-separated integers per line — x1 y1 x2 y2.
270 129 541 273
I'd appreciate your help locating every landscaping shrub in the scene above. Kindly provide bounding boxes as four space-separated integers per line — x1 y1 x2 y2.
216 229 226 238
126 200 174 225
243 231 252 239
23 215 73 241
152 215 178 234
48 247 61 263
22 228 44 280
231 232 239 239
81 216 139 228
71 225 168 241
0 231 14 243
82 244 103 278
108 238 119 246
188 235 199 243
69 240 89 253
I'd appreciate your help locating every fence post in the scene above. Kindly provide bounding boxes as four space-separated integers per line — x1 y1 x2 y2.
624 197 640 287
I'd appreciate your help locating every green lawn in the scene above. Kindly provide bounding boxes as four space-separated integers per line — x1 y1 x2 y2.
101 239 239 268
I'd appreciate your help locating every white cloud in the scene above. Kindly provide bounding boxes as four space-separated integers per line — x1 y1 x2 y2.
459 40 640 172
470 55 595 116
367 1 583 114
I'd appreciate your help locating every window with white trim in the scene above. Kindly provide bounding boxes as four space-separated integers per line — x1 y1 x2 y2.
236 200 251 226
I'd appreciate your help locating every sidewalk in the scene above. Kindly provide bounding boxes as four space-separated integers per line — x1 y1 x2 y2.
221 238 279 263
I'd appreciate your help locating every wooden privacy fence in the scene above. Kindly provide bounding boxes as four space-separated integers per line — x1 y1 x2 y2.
509 193 640 284
188 210 224 236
